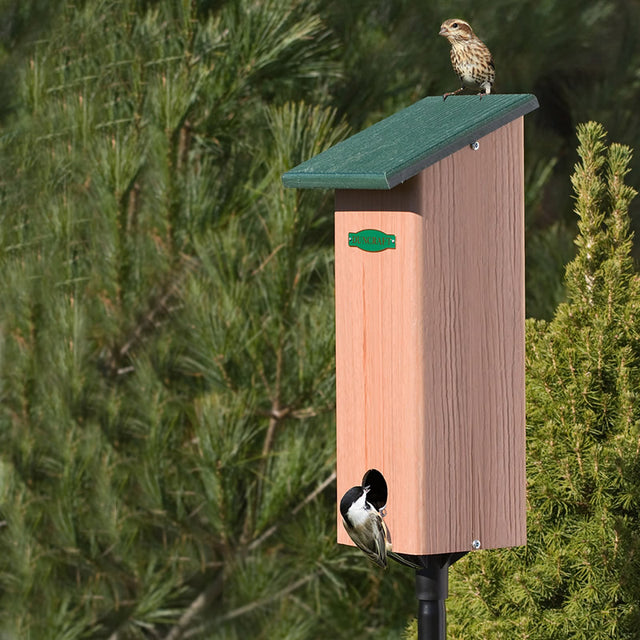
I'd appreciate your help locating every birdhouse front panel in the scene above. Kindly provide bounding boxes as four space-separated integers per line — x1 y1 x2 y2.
335 118 526 556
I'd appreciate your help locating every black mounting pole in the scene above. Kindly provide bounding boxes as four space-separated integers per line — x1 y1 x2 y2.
413 553 467 640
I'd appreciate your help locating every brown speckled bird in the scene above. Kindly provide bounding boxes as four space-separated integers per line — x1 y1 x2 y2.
439 19 495 100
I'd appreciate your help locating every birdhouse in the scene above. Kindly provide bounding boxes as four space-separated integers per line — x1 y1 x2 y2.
282 95 539 557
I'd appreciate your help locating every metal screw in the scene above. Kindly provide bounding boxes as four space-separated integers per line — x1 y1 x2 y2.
470 141 480 151
471 539 481 550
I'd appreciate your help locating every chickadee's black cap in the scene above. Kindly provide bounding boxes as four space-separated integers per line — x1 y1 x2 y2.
339 486 365 519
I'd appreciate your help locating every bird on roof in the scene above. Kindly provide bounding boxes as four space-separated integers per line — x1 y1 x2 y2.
439 19 495 100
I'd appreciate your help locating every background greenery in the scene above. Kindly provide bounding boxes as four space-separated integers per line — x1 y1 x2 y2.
0 0 639 638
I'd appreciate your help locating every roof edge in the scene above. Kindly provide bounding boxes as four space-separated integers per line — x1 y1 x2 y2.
282 94 539 191
385 94 539 189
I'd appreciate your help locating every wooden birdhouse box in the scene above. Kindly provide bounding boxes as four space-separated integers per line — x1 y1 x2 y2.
282 95 539 557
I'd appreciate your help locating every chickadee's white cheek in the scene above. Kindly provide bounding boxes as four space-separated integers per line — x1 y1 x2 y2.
347 506 370 528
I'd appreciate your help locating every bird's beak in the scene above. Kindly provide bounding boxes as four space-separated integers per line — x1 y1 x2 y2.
439 26 448 36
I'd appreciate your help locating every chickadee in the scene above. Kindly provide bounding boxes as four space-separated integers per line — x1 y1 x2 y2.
340 485 422 569
340 485 391 568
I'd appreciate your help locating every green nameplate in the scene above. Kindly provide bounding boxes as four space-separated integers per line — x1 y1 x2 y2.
348 229 396 252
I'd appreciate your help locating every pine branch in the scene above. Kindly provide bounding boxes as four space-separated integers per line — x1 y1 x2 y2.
162 573 224 640
247 471 336 552
101 254 196 377
160 471 336 639
211 573 316 625
241 333 285 545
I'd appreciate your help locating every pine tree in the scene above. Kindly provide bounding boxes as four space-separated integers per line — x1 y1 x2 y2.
16 2 640 638
444 122 640 638
0 1 415 638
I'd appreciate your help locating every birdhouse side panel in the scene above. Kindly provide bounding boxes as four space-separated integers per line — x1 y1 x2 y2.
419 118 526 553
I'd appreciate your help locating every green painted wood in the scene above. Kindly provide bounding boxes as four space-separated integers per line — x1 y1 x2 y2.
282 94 538 190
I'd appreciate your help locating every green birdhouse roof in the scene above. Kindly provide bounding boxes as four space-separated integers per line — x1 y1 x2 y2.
281 94 539 190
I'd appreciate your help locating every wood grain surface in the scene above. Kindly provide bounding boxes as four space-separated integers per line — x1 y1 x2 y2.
335 118 526 555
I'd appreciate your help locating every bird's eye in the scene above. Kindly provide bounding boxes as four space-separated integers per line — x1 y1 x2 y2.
452 22 458 28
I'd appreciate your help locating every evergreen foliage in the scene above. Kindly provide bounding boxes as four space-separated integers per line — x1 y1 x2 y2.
0 2 414 638
446 122 640 638
4 0 640 320
3 1 640 638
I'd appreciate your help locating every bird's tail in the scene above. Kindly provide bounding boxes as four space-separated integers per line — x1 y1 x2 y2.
388 551 422 570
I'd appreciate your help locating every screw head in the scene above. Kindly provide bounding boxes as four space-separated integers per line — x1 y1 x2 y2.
470 141 480 151
471 539 481 550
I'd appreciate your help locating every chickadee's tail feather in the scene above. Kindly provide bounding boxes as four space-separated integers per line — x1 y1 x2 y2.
388 551 422 570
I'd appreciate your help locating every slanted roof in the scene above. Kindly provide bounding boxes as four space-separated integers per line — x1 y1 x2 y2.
282 94 539 190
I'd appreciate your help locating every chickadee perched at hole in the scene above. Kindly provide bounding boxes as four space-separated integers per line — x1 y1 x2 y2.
340 485 390 567
340 485 420 569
